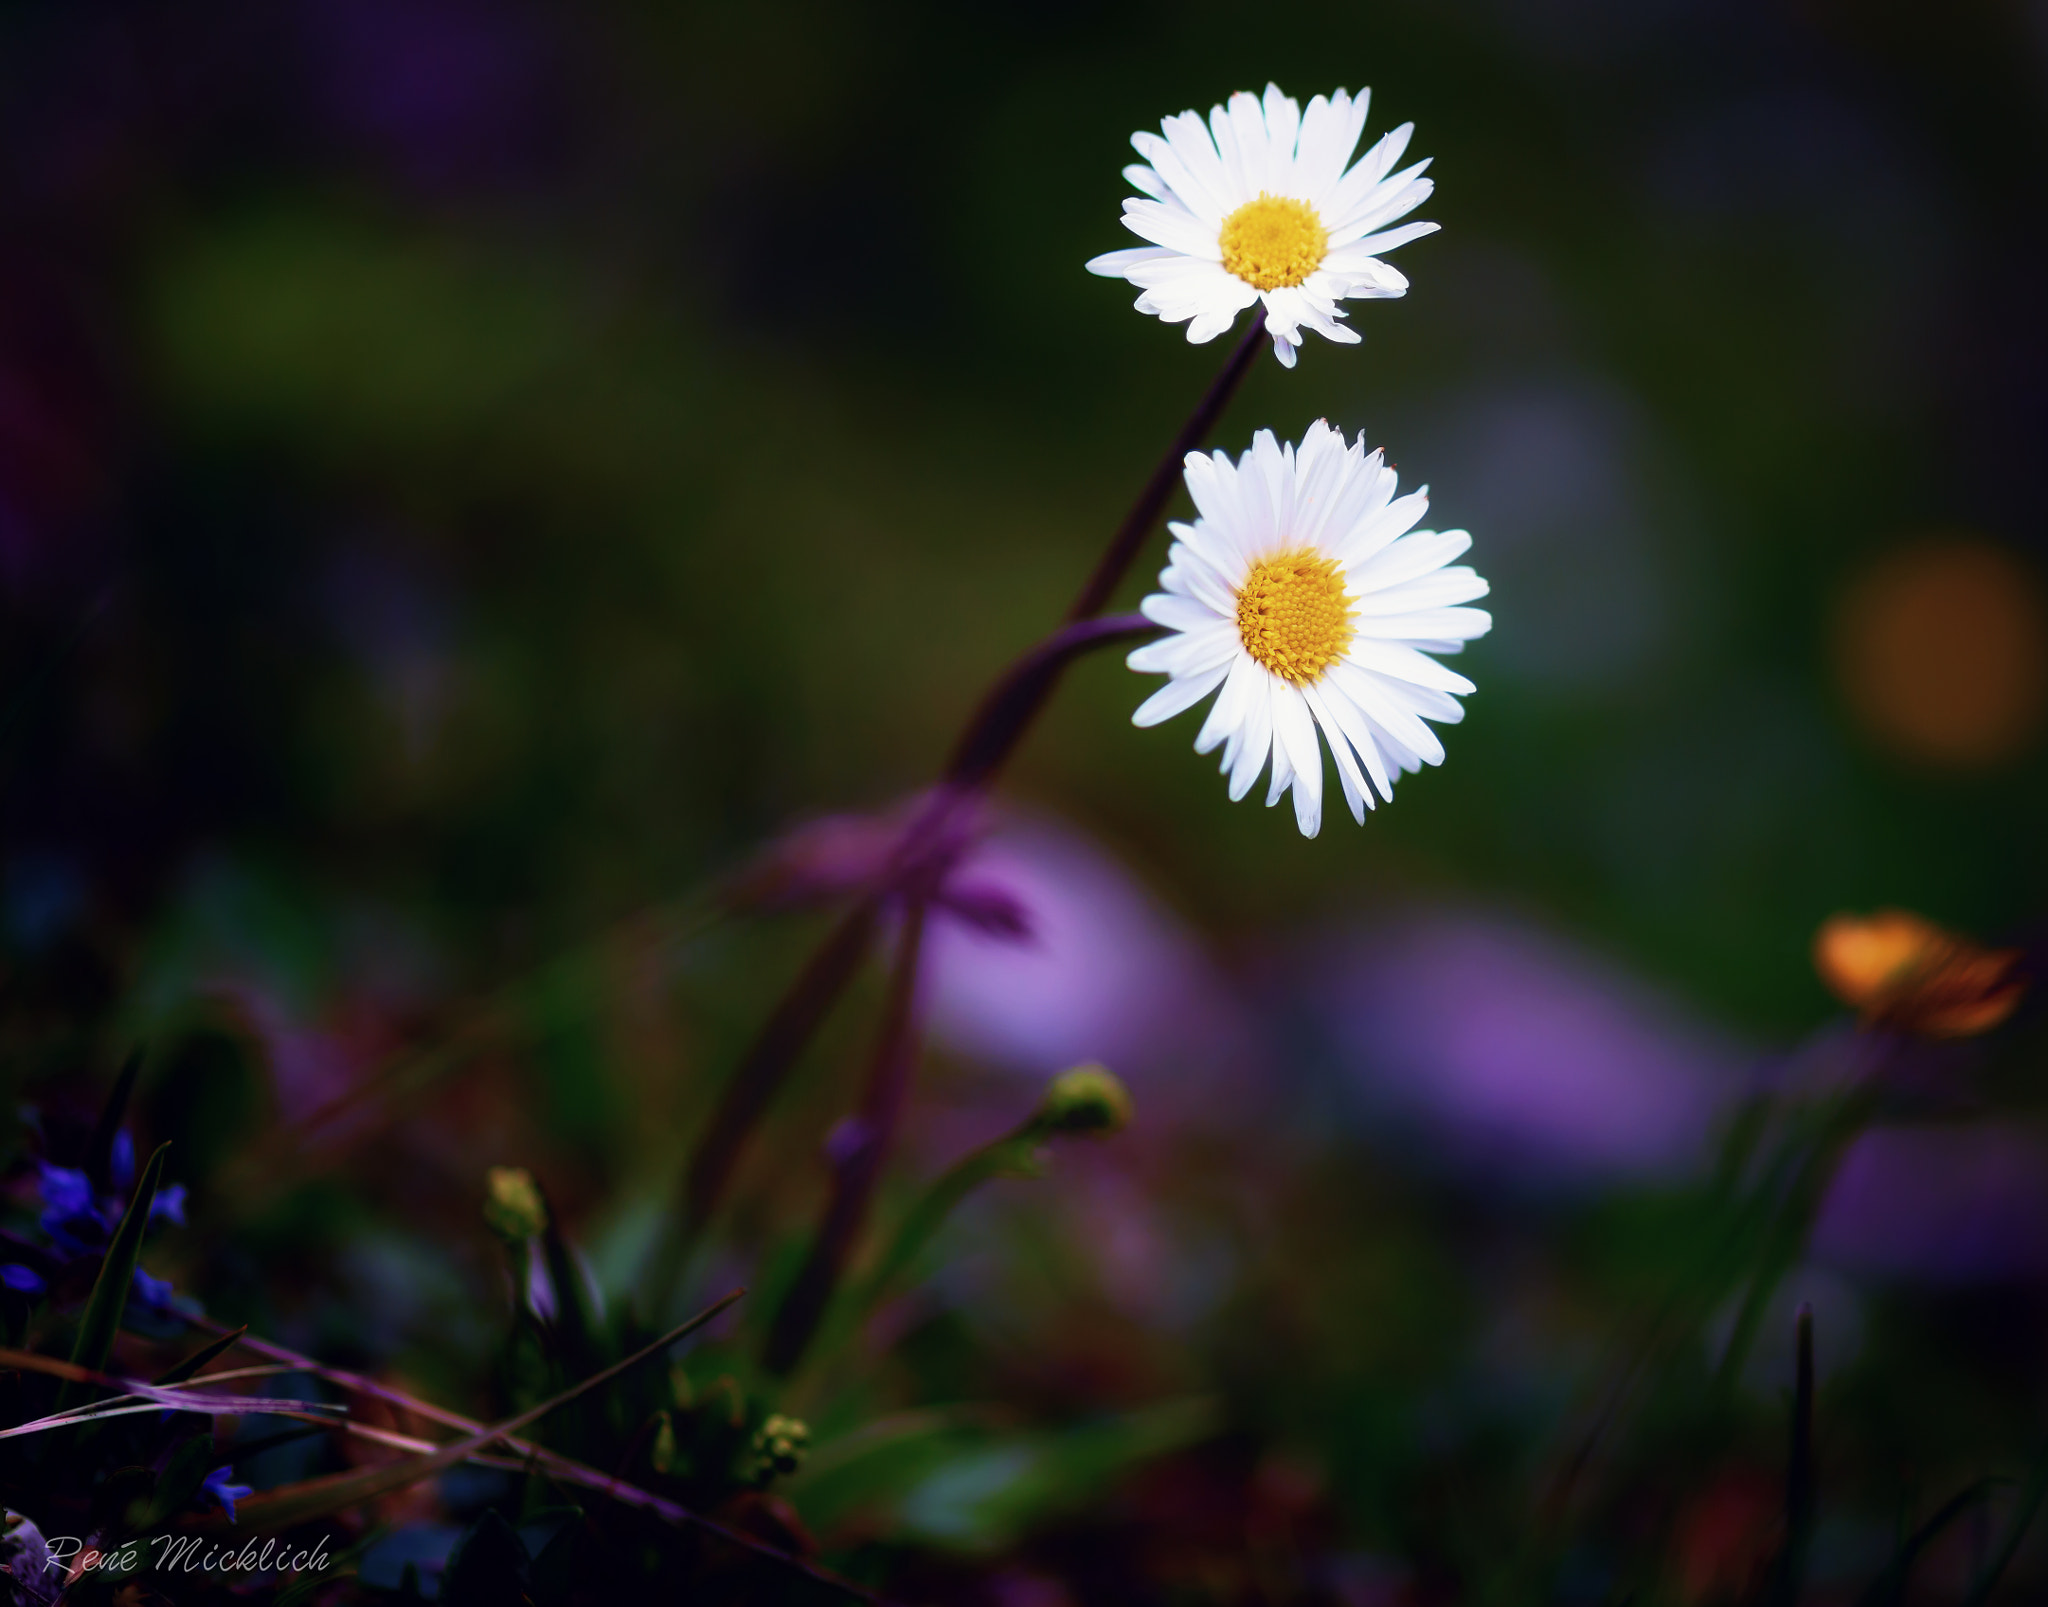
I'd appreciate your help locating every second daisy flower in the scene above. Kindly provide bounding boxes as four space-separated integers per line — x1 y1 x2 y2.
1129 422 1491 836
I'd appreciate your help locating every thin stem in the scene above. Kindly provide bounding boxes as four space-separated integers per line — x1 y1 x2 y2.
1063 312 1267 623
1767 1304 1817 1607
764 902 930 1376
943 612 1156 788
652 897 882 1312
659 312 1260 1314
654 615 1154 1306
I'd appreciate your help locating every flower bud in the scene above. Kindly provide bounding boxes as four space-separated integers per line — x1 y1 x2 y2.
650 1411 680 1475
1814 910 2026 1038
483 1166 549 1241
748 1413 810 1484
1036 1064 1133 1136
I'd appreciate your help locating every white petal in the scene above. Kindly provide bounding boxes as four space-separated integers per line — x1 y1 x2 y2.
1303 682 1372 822
1354 565 1490 615
1128 621 1237 677
1086 245 1176 278
1344 638 1477 696
1121 198 1224 259
1314 676 1396 801
1159 111 1238 216
1264 709 1294 806
1336 486 1430 567
1121 163 1169 201
1329 661 1446 765
1140 591 1224 633
1195 650 1260 757
1131 660 1231 727
1354 605 1493 643
1261 83 1301 165
1227 672 1276 800
1349 527 1471 591
1324 220 1438 264
1271 685 1324 836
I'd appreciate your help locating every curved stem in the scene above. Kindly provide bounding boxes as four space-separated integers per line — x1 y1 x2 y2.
764 902 929 1376
661 312 1260 1304
651 898 881 1311
1062 313 1266 622
943 611 1156 789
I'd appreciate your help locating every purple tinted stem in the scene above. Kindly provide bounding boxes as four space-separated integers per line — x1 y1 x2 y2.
654 898 881 1303
664 315 1257 1300
943 612 1156 789
1062 312 1267 623
763 901 929 1376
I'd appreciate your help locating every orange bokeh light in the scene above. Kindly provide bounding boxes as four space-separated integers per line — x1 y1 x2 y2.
1832 536 2048 767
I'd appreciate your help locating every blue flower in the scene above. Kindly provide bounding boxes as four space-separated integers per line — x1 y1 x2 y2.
131 1267 175 1311
201 1466 254 1524
35 1162 95 1221
35 1164 105 1253
0 1264 44 1296
110 1129 135 1191
150 1183 188 1228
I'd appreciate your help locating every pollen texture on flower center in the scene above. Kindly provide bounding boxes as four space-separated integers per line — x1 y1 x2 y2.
1235 548 1355 685
1218 195 1329 291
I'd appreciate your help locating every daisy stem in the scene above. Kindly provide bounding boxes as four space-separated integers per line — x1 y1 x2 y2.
1062 311 1267 623
763 900 929 1376
942 611 1157 788
654 613 1157 1312
655 316 1263 1314
649 896 881 1312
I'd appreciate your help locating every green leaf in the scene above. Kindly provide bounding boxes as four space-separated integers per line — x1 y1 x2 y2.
800 1398 1219 1555
57 1141 170 1415
153 1325 249 1386
895 1399 1218 1554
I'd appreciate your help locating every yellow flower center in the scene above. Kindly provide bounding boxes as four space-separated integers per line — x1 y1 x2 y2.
1235 548 1355 685
1218 194 1329 291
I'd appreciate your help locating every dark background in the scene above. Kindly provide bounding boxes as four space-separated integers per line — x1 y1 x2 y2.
3 0 2047 1598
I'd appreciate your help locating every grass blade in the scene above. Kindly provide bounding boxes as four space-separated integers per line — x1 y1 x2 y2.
85 1048 144 1192
199 1287 744 1532
1962 1444 2048 1607
154 1325 249 1386
1857 1480 2005 1607
56 1140 168 1414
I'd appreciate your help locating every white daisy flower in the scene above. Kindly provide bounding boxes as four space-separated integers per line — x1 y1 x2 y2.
1086 84 1438 368
1129 422 1491 837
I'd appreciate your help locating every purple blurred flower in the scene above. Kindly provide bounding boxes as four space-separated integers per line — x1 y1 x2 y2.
0 1264 45 1296
921 819 1242 1100
1316 911 1749 1181
132 1267 175 1311
151 1183 188 1228
36 1162 102 1250
1813 1125 2048 1283
201 1465 254 1524
35 1163 94 1219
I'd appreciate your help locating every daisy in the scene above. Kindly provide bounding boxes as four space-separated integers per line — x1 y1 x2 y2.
1129 422 1490 836
1086 84 1438 367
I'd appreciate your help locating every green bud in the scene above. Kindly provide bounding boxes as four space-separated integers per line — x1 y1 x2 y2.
483 1166 548 1241
650 1411 679 1475
1036 1064 1133 1136
748 1413 811 1484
